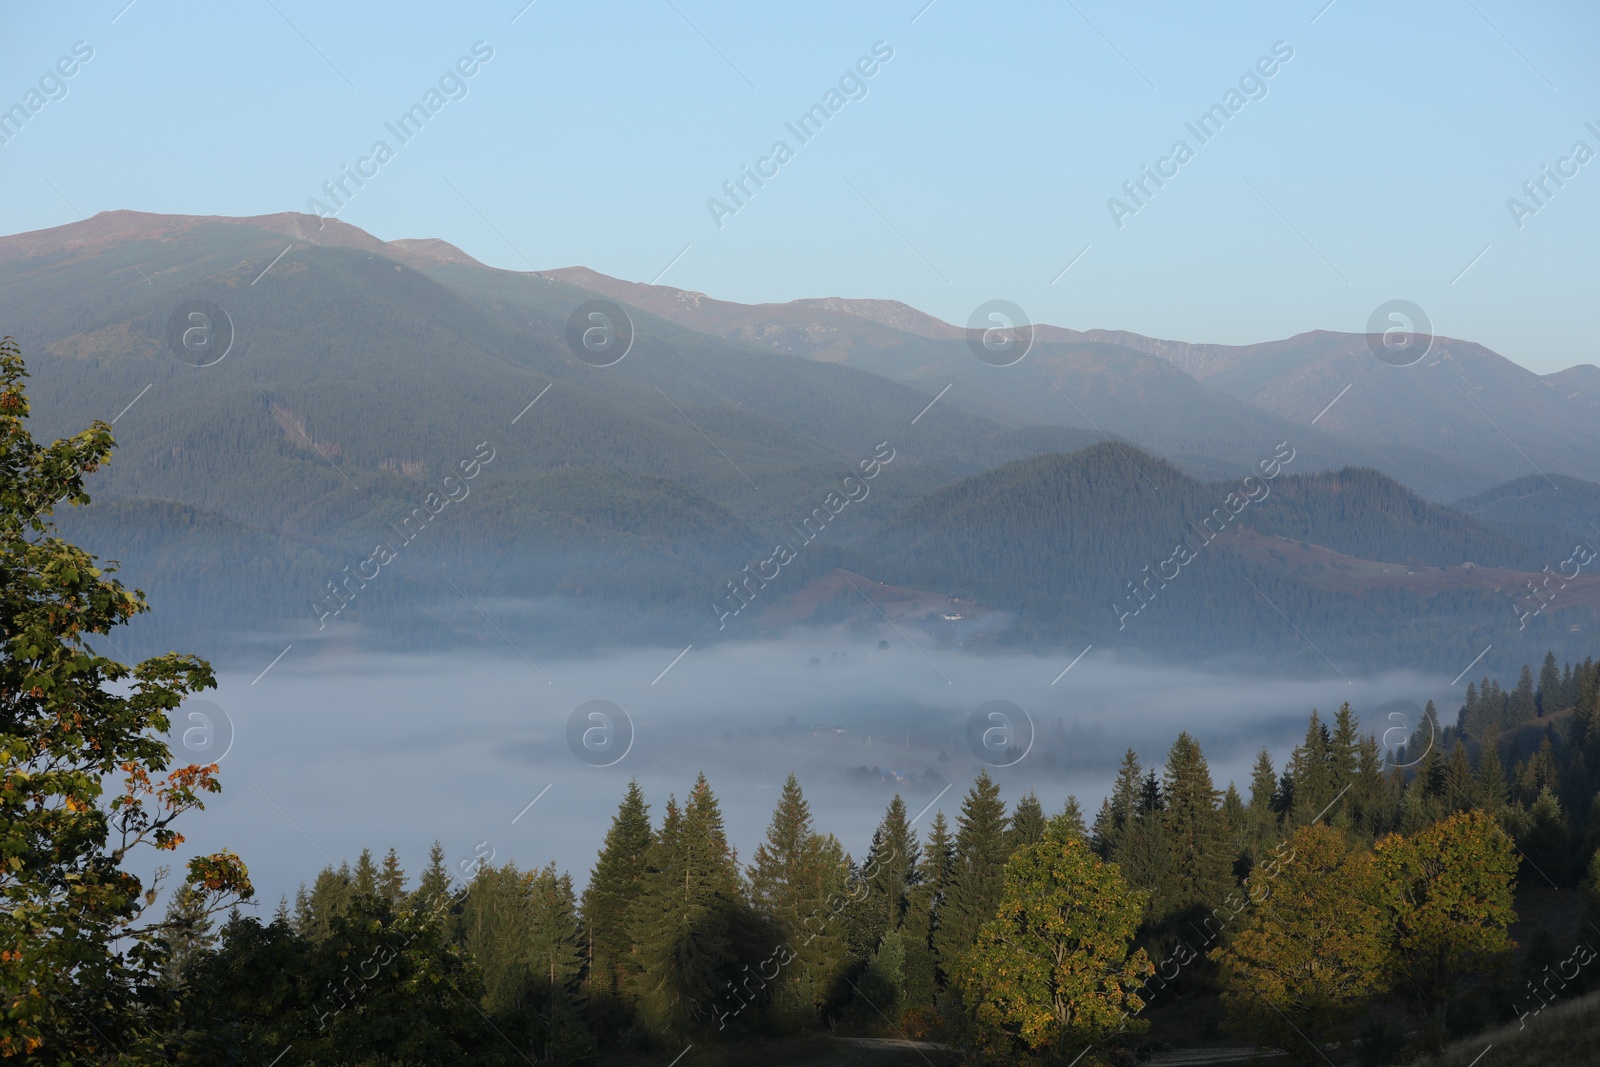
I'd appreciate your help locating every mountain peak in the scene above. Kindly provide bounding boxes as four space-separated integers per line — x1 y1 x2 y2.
0 209 484 271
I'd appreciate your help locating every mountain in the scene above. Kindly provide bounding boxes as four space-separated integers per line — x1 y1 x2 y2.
540 270 1571 503
4 209 1595 675
0 211 1096 658
862 444 1591 671
1183 331 1600 490
1452 474 1600 560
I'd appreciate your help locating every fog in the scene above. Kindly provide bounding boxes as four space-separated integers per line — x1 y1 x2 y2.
156 630 1458 912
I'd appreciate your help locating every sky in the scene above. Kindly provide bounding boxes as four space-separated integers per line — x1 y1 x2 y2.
3 1 1597 372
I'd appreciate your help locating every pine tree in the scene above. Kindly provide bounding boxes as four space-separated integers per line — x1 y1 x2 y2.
1476 738 1509 814
1442 741 1476 813
527 863 587 1051
933 771 1010 971
903 809 954 1012
1288 710 1335 826
1246 748 1280 857
159 887 218 988
746 774 848 1025
292 883 312 937
858 796 921 950
413 841 452 913
1118 789 1172 925
1510 665 1537 724
1053 794 1087 840
626 775 753 1037
1095 749 1142 858
1330 703 1361 787
582 780 653 999
379 848 406 907
304 863 353 941
1539 651 1562 715
353 849 379 900
1352 734 1391 839
1008 792 1046 851
1220 783 1247 865
1159 733 1234 917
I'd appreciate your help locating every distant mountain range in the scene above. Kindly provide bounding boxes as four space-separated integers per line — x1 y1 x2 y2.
3 210 1596 676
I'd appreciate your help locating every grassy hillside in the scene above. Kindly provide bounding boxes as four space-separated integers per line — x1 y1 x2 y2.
1415 987 1600 1067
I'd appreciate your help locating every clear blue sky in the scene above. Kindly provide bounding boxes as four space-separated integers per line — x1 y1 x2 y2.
3 0 1596 373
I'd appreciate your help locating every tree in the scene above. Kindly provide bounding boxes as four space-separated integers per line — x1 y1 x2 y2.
746 774 848 1025
378 847 406 907
1218 826 1386 1062
1476 739 1509 814
1245 748 1280 859
934 770 1010 967
954 822 1153 1058
1510 664 1537 724
1539 651 1562 715
0 338 251 1060
626 775 756 1038
581 780 652 1000
1008 791 1046 851
304 862 354 941
412 840 453 911
903 809 954 1017
856 795 921 952
353 848 380 899
1093 749 1142 859
1159 733 1234 917
302 894 494 1063
1288 710 1335 826
1053 795 1087 841
1372 810 1519 1051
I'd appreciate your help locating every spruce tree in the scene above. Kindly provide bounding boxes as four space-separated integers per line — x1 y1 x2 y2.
1007 791 1046 851
747 775 848 1024
1288 710 1335 825
305 863 353 941
1539 651 1561 715
1221 783 1247 864
353 849 380 900
904 810 954 1011
1246 748 1279 856
859 796 921 949
626 775 753 1037
932 771 1009 971
1353 734 1392 838
1475 737 1508 813
291 883 313 937
1510 665 1537 724
1159 733 1233 917
378 848 406 907
527 865 586 1011
158 887 218 989
582 780 652 999
412 841 452 913
1116 770 1172 925
1053 794 1088 840
1442 742 1476 813
1095 749 1143 858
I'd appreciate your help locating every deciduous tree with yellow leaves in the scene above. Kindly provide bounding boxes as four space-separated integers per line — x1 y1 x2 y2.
954 818 1152 1063
0 338 251 1060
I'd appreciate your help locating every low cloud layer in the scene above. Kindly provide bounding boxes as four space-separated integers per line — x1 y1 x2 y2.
157 632 1457 910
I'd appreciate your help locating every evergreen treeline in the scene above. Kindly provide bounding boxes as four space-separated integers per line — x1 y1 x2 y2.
156 653 1600 1065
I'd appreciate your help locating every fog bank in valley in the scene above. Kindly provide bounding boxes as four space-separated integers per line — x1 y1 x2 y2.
158 630 1456 910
